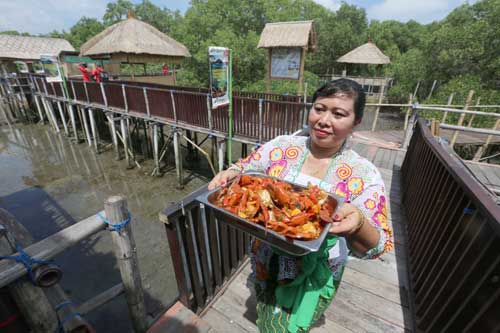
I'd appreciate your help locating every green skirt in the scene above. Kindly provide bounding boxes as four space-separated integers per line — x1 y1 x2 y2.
253 276 341 333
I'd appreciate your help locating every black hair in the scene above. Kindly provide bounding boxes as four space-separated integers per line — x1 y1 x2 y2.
312 78 365 121
80 63 87 68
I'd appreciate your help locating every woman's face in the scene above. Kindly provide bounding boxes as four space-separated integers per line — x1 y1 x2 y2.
308 94 358 150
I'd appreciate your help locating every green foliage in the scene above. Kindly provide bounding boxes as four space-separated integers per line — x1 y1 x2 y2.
19 0 499 106
242 71 321 96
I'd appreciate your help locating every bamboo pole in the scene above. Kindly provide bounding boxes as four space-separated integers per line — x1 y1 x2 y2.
218 139 225 172
450 90 474 148
441 93 455 123
403 94 413 131
103 196 147 333
33 95 45 124
106 113 121 160
466 97 481 127
57 101 69 136
473 118 500 161
68 104 79 143
173 129 184 189
120 118 134 169
80 107 92 147
153 123 160 176
0 212 58 333
371 82 385 131
88 108 99 153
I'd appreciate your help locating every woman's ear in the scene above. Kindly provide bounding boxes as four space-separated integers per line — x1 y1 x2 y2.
354 119 362 126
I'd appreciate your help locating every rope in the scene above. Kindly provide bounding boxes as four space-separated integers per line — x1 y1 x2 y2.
97 212 132 232
55 300 73 312
0 242 54 285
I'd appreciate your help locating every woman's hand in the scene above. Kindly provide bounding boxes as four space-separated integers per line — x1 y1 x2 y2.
328 203 364 236
208 169 241 190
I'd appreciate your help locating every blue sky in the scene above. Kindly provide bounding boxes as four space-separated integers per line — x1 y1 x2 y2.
0 0 477 35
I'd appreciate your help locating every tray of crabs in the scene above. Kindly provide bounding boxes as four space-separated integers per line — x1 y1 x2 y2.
197 171 343 256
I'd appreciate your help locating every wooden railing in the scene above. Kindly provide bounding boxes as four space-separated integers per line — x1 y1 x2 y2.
160 186 250 314
28 75 308 144
401 118 500 332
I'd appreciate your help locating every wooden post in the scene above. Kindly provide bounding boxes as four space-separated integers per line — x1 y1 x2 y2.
33 95 45 124
473 118 500 162
218 139 225 172
104 196 147 333
297 47 306 96
467 97 481 127
430 119 440 137
173 129 184 189
107 113 121 160
402 105 417 150
44 99 60 133
68 104 79 143
57 101 69 136
88 108 99 153
266 49 272 93
153 123 160 176
120 117 132 168
0 210 58 333
441 93 455 123
371 83 385 131
403 94 413 131
81 107 92 147
450 90 474 148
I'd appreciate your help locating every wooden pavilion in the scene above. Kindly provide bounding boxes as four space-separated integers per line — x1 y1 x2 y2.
79 14 190 85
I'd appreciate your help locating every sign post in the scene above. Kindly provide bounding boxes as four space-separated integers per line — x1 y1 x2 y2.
209 46 232 164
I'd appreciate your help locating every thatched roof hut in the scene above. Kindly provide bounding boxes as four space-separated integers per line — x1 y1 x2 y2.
0 35 74 61
80 16 190 64
257 21 317 51
337 41 390 65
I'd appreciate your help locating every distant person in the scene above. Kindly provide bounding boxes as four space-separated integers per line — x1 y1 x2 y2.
162 63 169 76
78 63 91 82
92 64 105 83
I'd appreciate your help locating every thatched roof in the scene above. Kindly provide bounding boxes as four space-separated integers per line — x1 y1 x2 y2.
257 21 316 50
80 17 190 60
337 42 390 65
0 35 74 61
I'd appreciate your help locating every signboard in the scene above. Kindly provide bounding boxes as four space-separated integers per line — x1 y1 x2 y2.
32 61 45 74
40 55 63 82
209 46 230 109
14 61 29 73
271 48 301 79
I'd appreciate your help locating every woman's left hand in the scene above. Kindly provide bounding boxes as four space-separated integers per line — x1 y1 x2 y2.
328 203 363 236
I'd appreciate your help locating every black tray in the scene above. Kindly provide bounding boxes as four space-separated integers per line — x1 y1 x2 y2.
196 171 343 256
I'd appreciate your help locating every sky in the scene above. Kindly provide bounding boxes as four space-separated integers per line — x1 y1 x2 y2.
0 0 478 35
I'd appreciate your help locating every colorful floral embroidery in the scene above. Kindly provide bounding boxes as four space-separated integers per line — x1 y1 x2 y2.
372 212 387 226
285 146 300 160
347 177 364 195
267 160 287 178
364 199 376 210
253 152 262 161
336 163 353 180
269 148 283 162
335 182 348 198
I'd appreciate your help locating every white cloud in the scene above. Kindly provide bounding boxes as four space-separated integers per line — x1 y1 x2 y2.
0 0 108 34
312 0 341 11
367 0 478 23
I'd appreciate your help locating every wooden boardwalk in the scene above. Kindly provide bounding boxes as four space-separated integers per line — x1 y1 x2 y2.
200 142 413 332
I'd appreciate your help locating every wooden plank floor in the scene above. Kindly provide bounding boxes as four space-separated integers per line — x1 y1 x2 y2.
463 161 500 194
201 143 413 332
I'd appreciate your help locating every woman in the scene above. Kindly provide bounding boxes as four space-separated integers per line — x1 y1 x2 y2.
208 79 393 333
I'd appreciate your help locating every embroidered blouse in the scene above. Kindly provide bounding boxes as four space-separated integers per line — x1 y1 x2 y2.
228 135 393 284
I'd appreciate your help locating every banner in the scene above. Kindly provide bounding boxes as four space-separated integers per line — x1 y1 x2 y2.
14 61 29 73
40 55 63 82
209 46 230 109
271 48 301 79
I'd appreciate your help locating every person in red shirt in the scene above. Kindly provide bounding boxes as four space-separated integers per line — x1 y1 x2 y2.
78 63 91 82
162 63 169 76
92 65 104 83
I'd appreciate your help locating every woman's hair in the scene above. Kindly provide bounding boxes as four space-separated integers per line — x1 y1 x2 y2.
312 78 366 121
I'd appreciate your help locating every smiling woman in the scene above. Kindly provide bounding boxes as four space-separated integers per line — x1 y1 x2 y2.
208 79 393 332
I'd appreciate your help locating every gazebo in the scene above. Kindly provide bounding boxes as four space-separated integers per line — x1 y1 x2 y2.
257 20 317 94
336 41 391 98
0 35 74 75
79 14 190 85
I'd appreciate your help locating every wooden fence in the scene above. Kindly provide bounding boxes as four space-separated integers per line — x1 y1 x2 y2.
401 118 500 332
160 186 250 314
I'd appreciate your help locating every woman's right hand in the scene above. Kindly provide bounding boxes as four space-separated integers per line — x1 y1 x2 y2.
208 169 241 190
